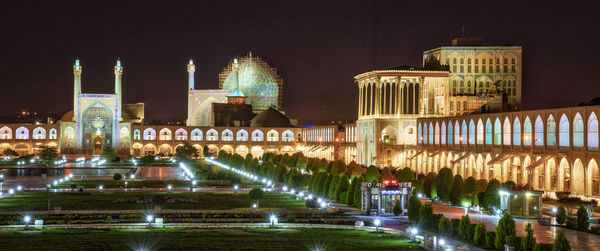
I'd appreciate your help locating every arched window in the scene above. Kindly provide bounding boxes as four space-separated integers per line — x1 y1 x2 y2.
32 127 46 140
64 126 75 140
477 119 484 145
418 123 423 143
494 118 502 145
0 126 12 140
441 122 447 145
573 113 584 147
282 130 294 142
454 121 460 145
524 117 532 146
547 115 556 146
447 121 453 145
513 117 521 146
267 130 279 142
143 128 156 141
49 128 57 140
534 116 544 146
236 129 248 141
559 114 570 147
422 123 428 144
159 128 172 141
222 129 233 141
206 129 218 141
16 127 29 140
428 122 434 144
461 120 467 145
434 122 440 145
175 128 188 141
503 118 511 145
120 127 130 139
485 118 492 145
191 129 203 141
133 129 141 140
588 112 599 150
252 130 264 142
469 120 475 145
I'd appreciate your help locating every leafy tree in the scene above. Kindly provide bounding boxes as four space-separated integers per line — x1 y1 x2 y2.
463 177 478 205
321 174 333 196
476 179 489 194
483 179 501 209
2 149 18 157
407 194 421 223
380 166 394 180
503 180 517 190
101 145 118 162
334 174 350 201
576 205 589 231
39 146 58 163
458 214 473 241
423 172 436 197
249 188 265 205
328 175 340 200
495 212 516 250
396 167 415 182
435 168 453 201
174 143 198 162
419 203 434 227
364 165 380 182
353 177 363 209
314 173 326 194
474 223 487 246
346 177 357 205
521 223 536 251
449 175 465 205
438 215 452 236
552 230 570 251
392 200 403 216
556 206 566 225
113 173 122 182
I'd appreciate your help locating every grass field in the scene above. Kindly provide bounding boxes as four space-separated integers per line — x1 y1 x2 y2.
0 228 423 250
0 192 308 211
54 180 210 189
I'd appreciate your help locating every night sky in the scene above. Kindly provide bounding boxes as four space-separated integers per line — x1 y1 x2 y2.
1 1 598 122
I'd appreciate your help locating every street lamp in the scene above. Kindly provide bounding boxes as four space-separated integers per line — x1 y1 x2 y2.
252 203 257 209
23 215 31 228
234 184 239 193
167 185 172 191
409 227 419 242
146 214 154 227
269 215 278 229
374 219 381 232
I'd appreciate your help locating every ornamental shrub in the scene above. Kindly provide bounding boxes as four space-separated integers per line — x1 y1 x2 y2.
473 223 487 246
392 200 402 216
438 215 452 236
552 230 570 251
521 223 537 251
449 175 464 205
556 206 566 225
407 194 421 223
435 168 453 201
495 212 516 250
576 205 589 231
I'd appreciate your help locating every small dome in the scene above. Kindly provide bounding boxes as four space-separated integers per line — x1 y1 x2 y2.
250 107 292 127
60 110 74 122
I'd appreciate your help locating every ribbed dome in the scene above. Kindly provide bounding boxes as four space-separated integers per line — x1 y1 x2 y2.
250 107 292 127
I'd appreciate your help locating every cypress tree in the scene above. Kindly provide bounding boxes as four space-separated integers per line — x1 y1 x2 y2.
346 177 357 205
407 194 421 223
577 205 589 231
321 174 333 196
365 165 381 182
328 175 340 200
334 174 350 201
449 174 465 205
521 223 536 251
435 168 453 201
495 212 516 250
552 230 570 251
556 206 566 225
353 177 363 209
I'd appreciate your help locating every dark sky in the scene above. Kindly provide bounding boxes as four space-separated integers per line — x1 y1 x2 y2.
0 0 598 121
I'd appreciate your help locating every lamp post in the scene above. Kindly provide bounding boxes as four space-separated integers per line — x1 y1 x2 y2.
146 214 154 228
23 215 31 228
374 219 381 233
269 215 278 229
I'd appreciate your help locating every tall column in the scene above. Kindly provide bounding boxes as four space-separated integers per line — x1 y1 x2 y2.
359 84 363 116
73 59 82 122
413 82 417 114
114 59 123 122
186 59 196 126
187 59 195 90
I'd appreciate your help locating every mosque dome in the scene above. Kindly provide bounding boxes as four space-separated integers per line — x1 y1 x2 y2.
250 107 292 127
60 110 74 122
219 52 282 111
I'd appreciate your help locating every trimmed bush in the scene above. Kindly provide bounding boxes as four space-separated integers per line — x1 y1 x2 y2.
419 203 434 227
483 179 501 209
495 212 516 250
365 165 380 182
486 231 496 248
438 216 452 236
458 215 473 242
449 175 464 205
522 223 536 251
556 206 566 225
552 230 570 251
392 200 402 216
576 205 589 231
534 243 553 251
408 194 421 223
505 236 520 251
435 168 453 201
473 223 487 246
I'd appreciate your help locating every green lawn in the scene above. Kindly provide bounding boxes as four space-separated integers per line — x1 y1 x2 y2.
0 192 308 211
0 228 423 250
55 180 201 189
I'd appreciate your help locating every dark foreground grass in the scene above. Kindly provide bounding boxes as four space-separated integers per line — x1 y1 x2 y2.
0 228 423 250
0 192 307 211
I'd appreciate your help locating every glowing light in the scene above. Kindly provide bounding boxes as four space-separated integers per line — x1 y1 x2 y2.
17 185 22 191
146 215 154 222
99 185 104 190
23 215 31 223
410 227 418 236
130 174 135 179
374 219 381 226
167 185 172 190
439 239 445 245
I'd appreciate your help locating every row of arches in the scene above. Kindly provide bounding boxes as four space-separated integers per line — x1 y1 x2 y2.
135 128 295 143
404 150 600 197
419 112 599 150
132 143 295 158
0 126 58 140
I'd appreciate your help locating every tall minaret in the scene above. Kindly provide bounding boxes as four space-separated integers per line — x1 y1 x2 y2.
114 58 123 122
186 59 195 126
73 59 82 122
187 59 195 90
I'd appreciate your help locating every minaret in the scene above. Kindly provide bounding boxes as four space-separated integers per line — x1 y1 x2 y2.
114 58 123 122
73 59 82 122
187 59 195 90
